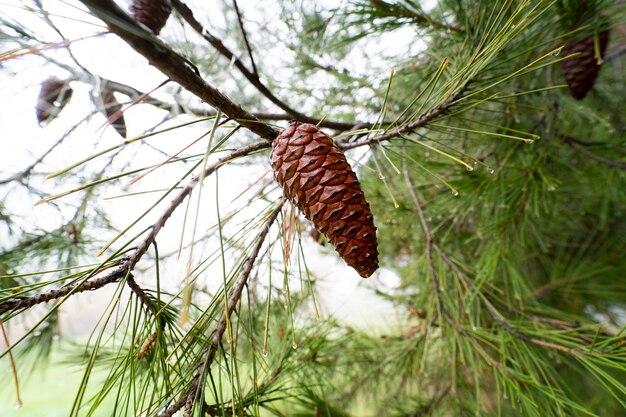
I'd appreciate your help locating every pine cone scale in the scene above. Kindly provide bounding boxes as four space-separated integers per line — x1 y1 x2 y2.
36 77 73 125
130 0 172 35
270 121 378 277
103 91 127 138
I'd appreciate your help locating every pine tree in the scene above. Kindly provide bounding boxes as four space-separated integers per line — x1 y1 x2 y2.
1 1 625 416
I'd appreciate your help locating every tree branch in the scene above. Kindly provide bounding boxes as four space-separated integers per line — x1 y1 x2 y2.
403 160 587 358
0 263 126 316
80 0 278 140
0 140 271 317
231 0 258 77
171 0 360 131
340 90 465 150
103 77 356 126
559 134 626 170
158 202 283 417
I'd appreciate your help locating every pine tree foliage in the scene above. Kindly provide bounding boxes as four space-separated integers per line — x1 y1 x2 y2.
0 0 625 416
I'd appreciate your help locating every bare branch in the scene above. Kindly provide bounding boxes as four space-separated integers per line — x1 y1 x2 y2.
232 0 258 77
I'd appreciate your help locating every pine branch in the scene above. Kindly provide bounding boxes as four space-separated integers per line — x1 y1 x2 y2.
171 0 360 131
0 140 271 317
79 0 278 140
370 0 464 34
340 90 465 150
559 134 626 170
158 203 283 417
0 263 126 316
406 384 452 417
403 160 593 359
126 274 159 317
103 78 364 127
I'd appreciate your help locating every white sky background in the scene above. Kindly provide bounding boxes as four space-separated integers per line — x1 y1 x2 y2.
0 0 440 340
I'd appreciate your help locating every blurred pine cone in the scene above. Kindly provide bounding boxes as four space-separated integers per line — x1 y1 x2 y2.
130 0 171 35
36 77 73 125
562 30 609 99
270 121 378 278
309 227 326 246
103 91 127 138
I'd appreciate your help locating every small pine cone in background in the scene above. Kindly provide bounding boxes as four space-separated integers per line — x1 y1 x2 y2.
562 30 609 99
36 77 73 125
103 91 127 138
130 0 172 35
309 227 326 246
270 121 379 278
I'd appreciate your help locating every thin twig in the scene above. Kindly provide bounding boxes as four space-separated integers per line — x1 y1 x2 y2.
103 78 316 123
158 203 283 417
103 77 367 126
403 160 455 327
231 0 258 77
126 274 159 316
403 160 586 357
340 90 465 150
0 140 271 316
0 318 21 407
559 134 626 170
406 384 452 417
80 0 278 140
0 136 67 185
171 0 359 131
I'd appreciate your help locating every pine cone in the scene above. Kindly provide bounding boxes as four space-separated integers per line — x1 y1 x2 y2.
562 30 609 99
130 0 172 35
270 121 378 277
103 91 127 138
36 77 73 125
309 227 326 246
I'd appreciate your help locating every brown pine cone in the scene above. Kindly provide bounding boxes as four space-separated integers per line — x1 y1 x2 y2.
103 91 127 138
36 77 73 125
562 30 609 99
270 121 378 278
130 0 172 35
309 227 326 246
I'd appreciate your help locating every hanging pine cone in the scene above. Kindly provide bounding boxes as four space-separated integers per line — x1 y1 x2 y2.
562 30 609 99
130 0 172 35
270 121 378 278
36 77 73 125
103 91 127 138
